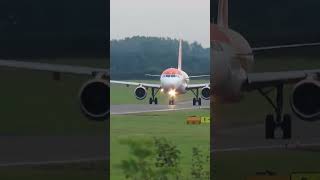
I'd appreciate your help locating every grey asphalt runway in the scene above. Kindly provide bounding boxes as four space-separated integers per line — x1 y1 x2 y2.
111 100 210 115
214 115 320 152
0 136 108 166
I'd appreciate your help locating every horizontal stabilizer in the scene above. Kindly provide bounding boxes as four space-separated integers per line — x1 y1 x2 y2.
189 75 210 78
145 74 161 77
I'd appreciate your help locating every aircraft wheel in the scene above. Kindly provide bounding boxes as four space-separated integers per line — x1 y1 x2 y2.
193 98 196 106
282 114 291 139
265 114 275 139
172 99 175 105
154 98 158 105
149 98 153 104
198 98 202 106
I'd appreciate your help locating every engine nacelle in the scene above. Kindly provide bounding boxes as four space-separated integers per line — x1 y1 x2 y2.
291 78 320 121
134 86 147 100
79 78 109 121
201 86 210 100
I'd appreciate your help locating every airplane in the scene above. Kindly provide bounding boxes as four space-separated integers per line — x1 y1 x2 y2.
0 59 109 121
111 39 210 106
212 0 320 139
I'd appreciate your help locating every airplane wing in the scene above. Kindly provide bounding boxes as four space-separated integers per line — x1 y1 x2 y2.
110 80 161 88
244 42 320 90
187 83 209 90
0 59 108 76
244 70 320 90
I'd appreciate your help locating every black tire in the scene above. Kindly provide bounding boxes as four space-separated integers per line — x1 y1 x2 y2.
154 98 158 105
198 98 202 106
265 114 275 139
149 98 153 104
282 114 291 139
192 98 196 106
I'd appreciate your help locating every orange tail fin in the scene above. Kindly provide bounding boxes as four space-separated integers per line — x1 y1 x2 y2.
217 0 228 28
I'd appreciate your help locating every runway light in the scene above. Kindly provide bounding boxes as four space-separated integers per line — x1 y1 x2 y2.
168 89 176 97
160 88 164 92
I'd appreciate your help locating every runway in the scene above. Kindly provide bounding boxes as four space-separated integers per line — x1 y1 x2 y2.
110 100 320 153
0 136 108 167
213 116 320 152
111 100 209 115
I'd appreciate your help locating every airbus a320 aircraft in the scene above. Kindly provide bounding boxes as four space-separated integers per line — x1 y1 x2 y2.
0 59 109 121
212 0 320 139
111 39 210 105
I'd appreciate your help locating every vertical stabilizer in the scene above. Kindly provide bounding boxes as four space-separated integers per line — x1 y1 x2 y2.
217 0 228 28
178 39 182 70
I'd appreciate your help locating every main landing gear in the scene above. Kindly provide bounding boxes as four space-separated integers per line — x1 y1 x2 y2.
149 88 159 105
191 88 202 106
258 85 291 139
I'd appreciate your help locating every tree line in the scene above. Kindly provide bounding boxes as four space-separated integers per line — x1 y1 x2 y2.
111 37 210 79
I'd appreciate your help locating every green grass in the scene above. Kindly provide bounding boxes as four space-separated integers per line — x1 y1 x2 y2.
214 149 320 179
110 109 210 179
0 161 108 180
110 79 209 105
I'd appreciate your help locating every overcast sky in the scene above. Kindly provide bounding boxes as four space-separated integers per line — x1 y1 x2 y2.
110 0 210 47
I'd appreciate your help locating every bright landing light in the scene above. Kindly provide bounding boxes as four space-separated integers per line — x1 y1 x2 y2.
168 89 176 97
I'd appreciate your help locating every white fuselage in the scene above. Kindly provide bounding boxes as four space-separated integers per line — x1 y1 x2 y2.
160 68 189 95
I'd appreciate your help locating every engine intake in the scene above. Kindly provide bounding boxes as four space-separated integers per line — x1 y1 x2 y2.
135 86 147 100
291 79 320 121
201 86 210 100
79 78 109 121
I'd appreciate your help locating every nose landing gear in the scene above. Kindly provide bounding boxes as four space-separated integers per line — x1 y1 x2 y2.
169 98 175 105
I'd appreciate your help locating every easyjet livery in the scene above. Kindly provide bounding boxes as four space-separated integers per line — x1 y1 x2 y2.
111 39 210 105
212 0 320 139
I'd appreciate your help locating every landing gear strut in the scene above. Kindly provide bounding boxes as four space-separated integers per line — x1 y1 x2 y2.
169 98 175 105
149 88 159 105
191 88 202 106
259 85 291 139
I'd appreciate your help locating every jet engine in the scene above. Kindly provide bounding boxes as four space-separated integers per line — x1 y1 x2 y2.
134 86 147 100
79 78 109 121
291 78 320 121
201 86 210 100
